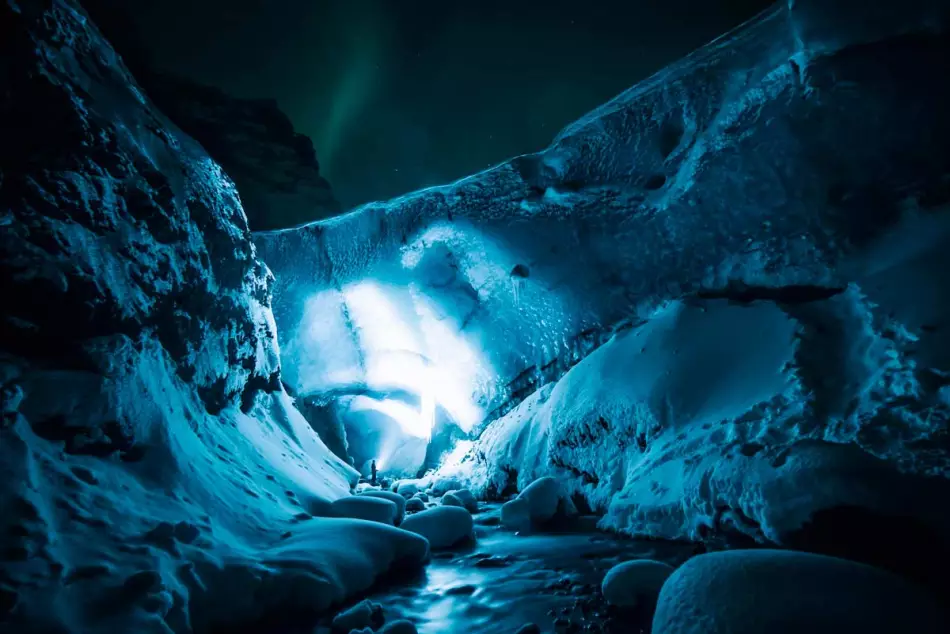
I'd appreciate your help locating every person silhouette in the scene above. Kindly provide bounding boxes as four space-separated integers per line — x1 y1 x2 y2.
370 459 378 486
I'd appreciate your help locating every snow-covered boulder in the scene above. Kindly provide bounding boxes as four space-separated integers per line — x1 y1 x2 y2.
501 477 562 530
361 490 407 525
196 517 428 630
379 620 419 634
393 480 421 498
406 497 426 512
652 550 946 634
414 492 429 502
331 599 383 632
429 477 464 496
399 507 475 549
331 496 398 525
601 560 675 608
441 492 465 509
445 489 478 513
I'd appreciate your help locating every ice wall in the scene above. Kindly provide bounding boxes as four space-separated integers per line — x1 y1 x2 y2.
257 0 950 411
257 0 950 547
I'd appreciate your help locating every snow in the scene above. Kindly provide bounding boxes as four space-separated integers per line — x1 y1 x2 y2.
331 599 383 632
255 0 950 546
393 481 421 498
501 477 563 531
6 0 950 631
2 378 431 633
601 560 675 608
441 492 466 509
652 549 947 633
430 288 950 543
331 496 398 525
361 490 408 525
0 2 429 631
444 489 479 513
399 507 475 550
378 620 419 634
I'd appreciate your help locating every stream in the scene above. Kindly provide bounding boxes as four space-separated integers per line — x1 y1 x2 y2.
326 504 699 634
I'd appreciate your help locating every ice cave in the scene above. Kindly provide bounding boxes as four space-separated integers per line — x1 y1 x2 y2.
3 0 950 632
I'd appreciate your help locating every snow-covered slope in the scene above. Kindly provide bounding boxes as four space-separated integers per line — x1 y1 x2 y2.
0 1 427 632
256 0 950 548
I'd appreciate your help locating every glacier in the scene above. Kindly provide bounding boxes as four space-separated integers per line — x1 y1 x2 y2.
257 0 950 547
3 0 950 632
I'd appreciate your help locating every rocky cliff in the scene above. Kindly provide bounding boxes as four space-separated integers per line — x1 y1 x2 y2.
76 0 343 232
143 72 342 231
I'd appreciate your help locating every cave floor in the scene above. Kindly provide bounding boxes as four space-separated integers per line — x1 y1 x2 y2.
333 504 697 634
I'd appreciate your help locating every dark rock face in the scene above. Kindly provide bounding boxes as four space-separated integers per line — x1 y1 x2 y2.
0 0 278 416
73 0 342 232
142 73 342 231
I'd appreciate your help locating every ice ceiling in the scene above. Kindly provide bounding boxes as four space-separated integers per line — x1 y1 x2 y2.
267 218 590 473
298 275 488 438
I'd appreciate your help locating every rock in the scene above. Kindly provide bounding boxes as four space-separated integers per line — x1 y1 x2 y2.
399 507 475 549
501 497 532 531
652 549 947 633
360 490 407 525
394 482 420 498
137 73 340 231
429 477 463 496
446 489 478 513
601 559 674 608
330 497 397 525
406 497 425 513
379 620 418 634
441 492 465 509
332 599 383 632
414 492 428 502
502 477 561 530
516 624 541 634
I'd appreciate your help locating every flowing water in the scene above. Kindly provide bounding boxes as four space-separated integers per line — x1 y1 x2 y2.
353 505 698 634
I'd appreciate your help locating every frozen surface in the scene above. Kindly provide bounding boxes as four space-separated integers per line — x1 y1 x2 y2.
0 1 425 631
501 477 563 531
652 549 946 633
436 293 950 543
331 496 398 525
601 560 674 608
255 0 950 540
399 507 475 550
4 0 950 631
361 490 408 525
257 0 950 445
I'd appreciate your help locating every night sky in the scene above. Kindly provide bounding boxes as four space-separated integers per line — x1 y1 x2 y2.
110 0 774 210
